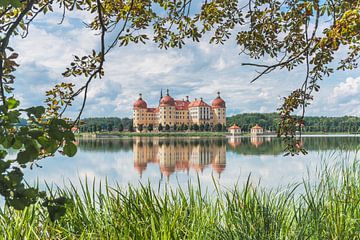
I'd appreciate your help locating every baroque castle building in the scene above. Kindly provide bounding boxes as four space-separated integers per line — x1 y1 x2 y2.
133 89 226 131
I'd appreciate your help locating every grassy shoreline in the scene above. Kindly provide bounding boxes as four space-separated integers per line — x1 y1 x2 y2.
1 158 360 239
76 131 359 139
77 131 231 138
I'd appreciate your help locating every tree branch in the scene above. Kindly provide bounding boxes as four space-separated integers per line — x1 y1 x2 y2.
0 0 35 105
73 0 106 124
242 6 320 83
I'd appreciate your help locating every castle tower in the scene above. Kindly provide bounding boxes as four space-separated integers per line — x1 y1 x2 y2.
133 93 148 131
159 89 176 127
211 91 226 126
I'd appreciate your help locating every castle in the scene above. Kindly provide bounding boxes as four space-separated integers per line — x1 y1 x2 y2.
133 89 226 131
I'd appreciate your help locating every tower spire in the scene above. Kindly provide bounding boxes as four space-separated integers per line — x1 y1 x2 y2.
166 89 169 96
160 89 163 104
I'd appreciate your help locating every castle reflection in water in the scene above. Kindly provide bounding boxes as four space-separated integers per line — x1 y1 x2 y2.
133 136 273 178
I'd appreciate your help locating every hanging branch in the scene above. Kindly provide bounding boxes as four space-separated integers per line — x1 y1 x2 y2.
242 6 320 83
72 0 107 124
0 0 36 105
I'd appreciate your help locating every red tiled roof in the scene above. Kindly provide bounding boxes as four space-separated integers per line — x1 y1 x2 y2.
229 124 240 130
160 95 175 107
252 124 263 129
133 98 147 109
175 100 190 110
212 97 226 108
147 108 158 113
188 99 210 108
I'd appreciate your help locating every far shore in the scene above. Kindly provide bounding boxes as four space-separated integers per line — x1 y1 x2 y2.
76 131 360 139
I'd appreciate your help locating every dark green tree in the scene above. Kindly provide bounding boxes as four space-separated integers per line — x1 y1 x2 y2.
215 123 223 132
147 124 153 132
138 124 143 132
165 124 170 131
128 125 134 132
205 123 210 132
158 124 163 132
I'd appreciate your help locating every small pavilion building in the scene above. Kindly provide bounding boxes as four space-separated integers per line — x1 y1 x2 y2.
228 124 241 135
250 124 264 135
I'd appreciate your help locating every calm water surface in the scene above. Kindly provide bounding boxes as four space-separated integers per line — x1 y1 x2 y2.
24 136 360 191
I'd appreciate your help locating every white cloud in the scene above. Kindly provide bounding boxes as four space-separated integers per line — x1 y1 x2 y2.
212 57 227 71
15 26 97 77
10 9 360 118
333 76 360 100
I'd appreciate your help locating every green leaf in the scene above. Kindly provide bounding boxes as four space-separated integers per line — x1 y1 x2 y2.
2 136 14 148
0 160 10 172
63 142 77 157
0 0 9 8
7 97 20 109
9 0 22 8
8 111 20 123
52 119 70 128
63 130 75 141
47 205 66 222
8 198 26 210
48 125 64 141
16 145 38 164
38 137 58 154
24 106 45 118
12 138 23 149
0 150 7 159
28 129 43 138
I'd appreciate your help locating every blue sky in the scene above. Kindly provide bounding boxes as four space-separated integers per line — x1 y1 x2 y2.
12 6 360 119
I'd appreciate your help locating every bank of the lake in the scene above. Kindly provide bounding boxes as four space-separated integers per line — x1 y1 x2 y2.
77 131 233 138
76 131 358 139
2 158 360 239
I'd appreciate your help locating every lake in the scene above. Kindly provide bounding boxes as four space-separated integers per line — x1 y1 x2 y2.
24 136 360 191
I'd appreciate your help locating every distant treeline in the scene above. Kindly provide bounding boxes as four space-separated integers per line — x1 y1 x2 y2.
227 113 360 133
78 113 360 133
79 117 133 132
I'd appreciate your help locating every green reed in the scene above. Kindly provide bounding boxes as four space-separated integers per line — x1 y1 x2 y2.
1 157 360 239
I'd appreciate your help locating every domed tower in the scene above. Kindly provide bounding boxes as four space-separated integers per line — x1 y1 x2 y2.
133 93 148 131
212 91 226 126
159 89 176 127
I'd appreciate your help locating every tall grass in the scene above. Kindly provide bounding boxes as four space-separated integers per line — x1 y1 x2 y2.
1 159 360 239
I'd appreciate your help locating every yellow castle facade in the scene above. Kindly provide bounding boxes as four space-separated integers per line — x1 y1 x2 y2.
133 90 226 131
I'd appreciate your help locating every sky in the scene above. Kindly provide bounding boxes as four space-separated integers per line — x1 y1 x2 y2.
11 5 360 119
